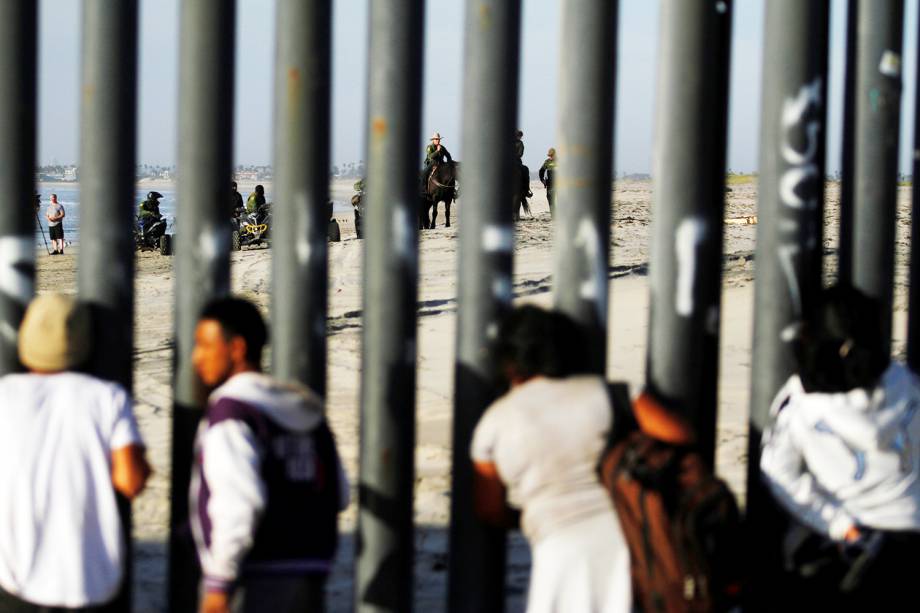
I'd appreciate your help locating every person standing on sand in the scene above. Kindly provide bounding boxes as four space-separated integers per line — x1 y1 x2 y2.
0 294 151 611
539 148 557 216
471 305 631 613
45 193 65 255
190 297 348 613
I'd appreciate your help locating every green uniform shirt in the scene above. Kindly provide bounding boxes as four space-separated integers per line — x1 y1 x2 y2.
424 143 438 166
139 199 160 219
246 192 266 213
539 158 556 186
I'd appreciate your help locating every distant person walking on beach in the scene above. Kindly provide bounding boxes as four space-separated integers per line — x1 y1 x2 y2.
45 193 65 255
0 294 151 610
190 298 348 613
471 305 631 613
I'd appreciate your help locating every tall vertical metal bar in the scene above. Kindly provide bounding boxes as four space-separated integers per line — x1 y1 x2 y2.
552 0 619 373
745 2 829 607
909 12 920 373
448 1 521 611
78 3 139 609
0 1 36 375
271 1 332 394
646 0 732 465
168 1 235 610
838 0 858 282
355 1 424 611
850 0 904 350
78 1 138 400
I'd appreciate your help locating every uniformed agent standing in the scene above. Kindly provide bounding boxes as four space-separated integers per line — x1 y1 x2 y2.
539 148 557 217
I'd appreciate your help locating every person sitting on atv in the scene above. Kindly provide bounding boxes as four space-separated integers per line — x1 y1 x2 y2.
138 191 163 231
231 181 244 218
246 185 266 215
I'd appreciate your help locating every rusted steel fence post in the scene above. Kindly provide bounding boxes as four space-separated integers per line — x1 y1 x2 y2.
910 12 920 373
78 0 138 401
78 2 140 608
849 0 904 351
0 1 37 375
355 1 424 611
552 0 619 374
448 1 522 611
646 0 732 466
745 1 829 608
169 1 236 610
837 0 858 283
271 0 332 395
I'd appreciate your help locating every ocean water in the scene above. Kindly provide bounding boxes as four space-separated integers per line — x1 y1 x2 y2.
34 185 354 248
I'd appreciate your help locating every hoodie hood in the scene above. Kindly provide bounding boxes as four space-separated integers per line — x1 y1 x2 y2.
785 362 920 452
210 372 323 432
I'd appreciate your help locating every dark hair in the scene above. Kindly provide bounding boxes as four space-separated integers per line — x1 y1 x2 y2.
200 297 267 366
492 305 590 383
255 184 264 195
795 284 888 393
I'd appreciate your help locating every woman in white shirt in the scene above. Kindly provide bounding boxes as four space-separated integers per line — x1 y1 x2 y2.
470 306 631 613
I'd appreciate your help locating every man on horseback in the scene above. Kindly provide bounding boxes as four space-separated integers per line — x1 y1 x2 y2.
423 132 452 185
514 129 524 161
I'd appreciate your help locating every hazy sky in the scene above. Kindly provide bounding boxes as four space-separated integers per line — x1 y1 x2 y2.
38 0 918 174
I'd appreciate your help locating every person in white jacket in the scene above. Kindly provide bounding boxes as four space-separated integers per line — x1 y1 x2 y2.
190 298 348 613
761 284 920 607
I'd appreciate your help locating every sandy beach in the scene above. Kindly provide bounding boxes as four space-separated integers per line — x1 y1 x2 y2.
32 178 914 612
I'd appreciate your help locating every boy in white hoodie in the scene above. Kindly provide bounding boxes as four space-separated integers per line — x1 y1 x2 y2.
761 285 920 607
190 298 348 613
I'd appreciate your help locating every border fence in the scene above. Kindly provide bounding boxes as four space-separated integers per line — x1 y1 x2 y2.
0 0 914 611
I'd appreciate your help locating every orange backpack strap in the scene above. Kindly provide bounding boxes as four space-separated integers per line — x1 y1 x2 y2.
633 392 696 445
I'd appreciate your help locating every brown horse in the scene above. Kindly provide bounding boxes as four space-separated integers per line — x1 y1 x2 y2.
420 161 458 229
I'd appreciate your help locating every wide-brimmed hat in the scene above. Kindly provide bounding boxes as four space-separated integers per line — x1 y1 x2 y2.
18 294 91 372
430 132 441 140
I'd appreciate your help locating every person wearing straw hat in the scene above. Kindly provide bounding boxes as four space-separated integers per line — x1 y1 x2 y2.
422 132 453 188
0 294 151 610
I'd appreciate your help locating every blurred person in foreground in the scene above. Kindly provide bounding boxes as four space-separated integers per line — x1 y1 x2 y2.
761 284 920 609
0 294 151 611
190 297 348 613
470 305 631 613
